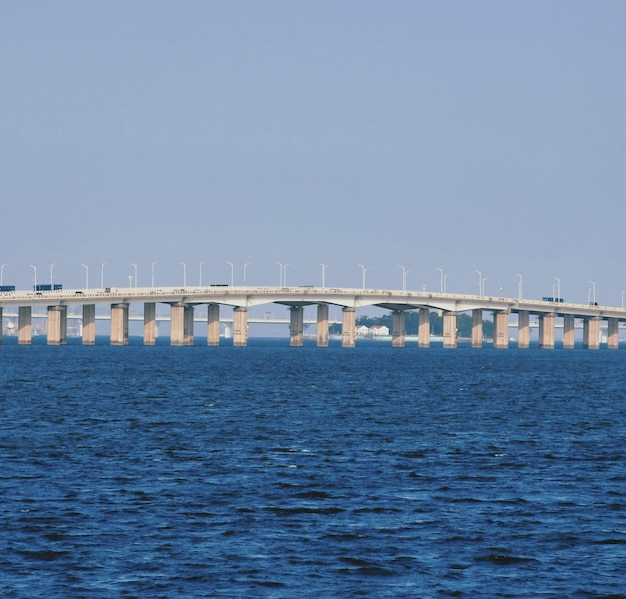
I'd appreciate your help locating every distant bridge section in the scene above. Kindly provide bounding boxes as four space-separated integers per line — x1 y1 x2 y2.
1 285 624 349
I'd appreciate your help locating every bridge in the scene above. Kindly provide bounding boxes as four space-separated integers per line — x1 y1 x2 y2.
0 285 624 349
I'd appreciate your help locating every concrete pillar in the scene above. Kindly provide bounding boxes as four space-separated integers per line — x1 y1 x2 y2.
233 306 248 346
493 311 509 349
110 303 129 346
583 317 600 350
82 304 96 345
539 313 555 349
18 306 32 345
143 302 156 346
563 314 575 349
341 307 356 348
289 305 304 347
47 305 68 345
316 304 329 347
472 309 483 348
443 311 457 348
517 311 530 349
184 304 195 345
418 308 430 348
171 303 194 346
607 318 619 350
207 304 220 346
392 309 406 348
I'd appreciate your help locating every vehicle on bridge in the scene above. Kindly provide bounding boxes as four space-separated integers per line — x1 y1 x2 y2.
0 285 15 293
542 297 564 303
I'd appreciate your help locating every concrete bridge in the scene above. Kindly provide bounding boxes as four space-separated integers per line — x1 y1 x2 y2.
0 285 624 349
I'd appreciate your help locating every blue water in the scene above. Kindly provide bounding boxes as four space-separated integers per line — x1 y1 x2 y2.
1 338 625 598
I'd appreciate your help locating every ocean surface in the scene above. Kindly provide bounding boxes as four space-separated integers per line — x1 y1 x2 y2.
1 337 625 598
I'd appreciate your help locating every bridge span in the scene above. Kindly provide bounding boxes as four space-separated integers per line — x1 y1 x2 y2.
1 285 624 349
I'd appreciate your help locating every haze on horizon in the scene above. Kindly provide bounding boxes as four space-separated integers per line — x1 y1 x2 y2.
2 1 625 309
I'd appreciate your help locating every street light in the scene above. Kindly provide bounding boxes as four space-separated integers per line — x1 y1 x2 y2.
130 263 138 289
482 277 487 297
50 262 57 287
553 277 560 302
0 264 6 286
243 262 250 284
29 264 37 290
227 261 234 286
318 263 327 288
152 261 158 287
358 264 369 290
589 280 596 304
436 267 444 293
101 262 107 288
516 273 523 300
476 270 482 297
181 262 187 287
81 264 89 289
199 262 205 286
283 264 290 287
444 273 449 294
621 288 626 308
399 265 409 292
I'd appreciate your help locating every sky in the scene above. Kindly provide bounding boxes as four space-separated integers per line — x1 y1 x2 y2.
2 1 626 307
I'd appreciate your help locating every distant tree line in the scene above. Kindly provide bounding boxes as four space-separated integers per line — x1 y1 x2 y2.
329 310 494 339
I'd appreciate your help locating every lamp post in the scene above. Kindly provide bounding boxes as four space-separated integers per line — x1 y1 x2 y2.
81 264 89 289
199 262 205 286
589 280 596 304
283 264 290 287
553 277 560 302
482 277 487 297
50 262 57 287
181 262 187 287
399 265 408 292
29 264 37 290
358 264 369 290
621 289 626 308
151 261 158 287
0 264 6 286
227 261 234 286
101 262 107 288
243 262 250 285
516 273 523 300
444 273 449 294
130 263 138 288
476 270 482 297
318 263 327 288
128 275 132 288
437 267 444 293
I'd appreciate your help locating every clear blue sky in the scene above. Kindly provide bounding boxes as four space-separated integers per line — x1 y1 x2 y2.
2 1 625 305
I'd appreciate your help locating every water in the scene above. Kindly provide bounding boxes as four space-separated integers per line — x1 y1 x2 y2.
1 338 625 598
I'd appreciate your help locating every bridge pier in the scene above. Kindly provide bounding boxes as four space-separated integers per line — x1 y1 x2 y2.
583 317 600 349
539 313 555 349
607 317 619 349
110 303 129 345
18 306 32 345
472 309 482 348
493 311 509 349
233 306 248 346
443 311 457 348
289 306 304 347
47 305 67 345
143 302 156 346
82 304 96 345
316 304 329 347
171 303 194 346
342 307 356 347
517 311 530 348
563 314 575 349
392 309 406 348
207 304 220 346
418 308 430 348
